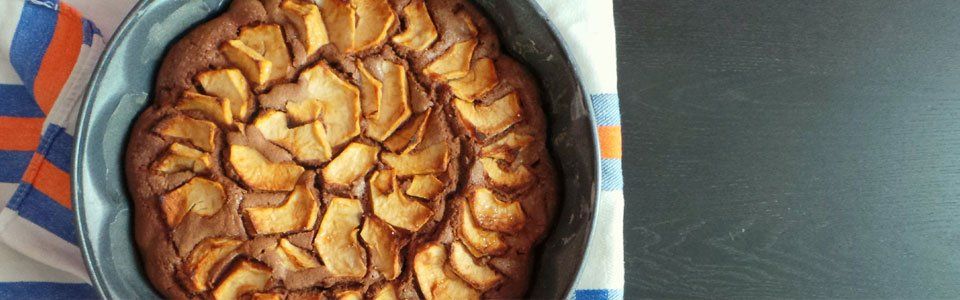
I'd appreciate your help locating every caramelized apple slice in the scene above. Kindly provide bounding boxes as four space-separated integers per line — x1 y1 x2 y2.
314 197 366 278
406 175 443 199
184 237 242 292
370 170 433 231
221 39 272 86
251 293 283 300
197 69 251 120
317 0 356 52
254 111 333 164
454 92 522 137
449 241 502 291
459 201 506 256
282 0 329 55
360 218 402 279
154 143 213 174
211 260 272 300
373 283 399 300
354 0 395 51
381 142 449 176
161 177 225 227
448 58 498 101
229 145 305 191
337 290 363 300
383 108 430 153
413 243 481 300
245 177 319 235
322 142 379 186
479 157 534 191
275 238 321 271
424 40 477 81
155 115 218 152
176 91 233 125
470 188 525 233
480 131 534 161
391 0 438 51
362 60 411 141
358 61 383 118
274 62 360 146
238 24 292 83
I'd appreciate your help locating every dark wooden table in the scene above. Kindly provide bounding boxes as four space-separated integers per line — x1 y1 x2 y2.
616 0 960 298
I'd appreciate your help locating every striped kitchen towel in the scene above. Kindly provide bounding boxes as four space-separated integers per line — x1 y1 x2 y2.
0 0 622 299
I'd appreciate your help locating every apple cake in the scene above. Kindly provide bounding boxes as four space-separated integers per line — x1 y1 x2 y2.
124 0 559 298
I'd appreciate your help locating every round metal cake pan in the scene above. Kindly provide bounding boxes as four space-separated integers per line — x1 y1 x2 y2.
72 0 600 298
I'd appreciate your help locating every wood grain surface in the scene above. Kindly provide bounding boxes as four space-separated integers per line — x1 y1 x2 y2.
617 0 960 298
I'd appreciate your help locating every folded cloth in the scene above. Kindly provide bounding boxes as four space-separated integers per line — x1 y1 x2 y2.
0 0 623 299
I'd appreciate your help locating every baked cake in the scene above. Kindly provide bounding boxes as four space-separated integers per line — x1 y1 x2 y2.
124 0 559 298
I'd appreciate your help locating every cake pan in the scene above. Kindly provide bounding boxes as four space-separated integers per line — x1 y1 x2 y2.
72 0 600 298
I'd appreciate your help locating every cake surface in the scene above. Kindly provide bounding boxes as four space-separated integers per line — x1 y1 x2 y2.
124 0 559 298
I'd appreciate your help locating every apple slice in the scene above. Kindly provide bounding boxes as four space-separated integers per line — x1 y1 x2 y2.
480 131 534 161
161 177 225 227
337 290 363 300
381 142 449 176
254 111 333 164
154 142 213 174
479 157 533 191
317 0 356 52
221 39 273 86
358 60 383 118
413 243 481 300
155 115 218 152
406 175 443 199
196 69 251 120
391 0 438 51
229 145 305 192
454 92 522 137
321 142 379 186
251 293 283 300
459 201 506 257
313 197 367 278
370 170 433 231
274 62 360 146
245 177 319 235
354 0 395 51
423 40 477 81
382 108 430 153
275 238 321 271
360 218 402 280
449 242 502 291
184 237 242 292
176 91 233 125
362 60 411 141
448 58 498 101
238 24 292 83
211 260 272 300
470 188 525 233
373 283 399 300
282 0 329 56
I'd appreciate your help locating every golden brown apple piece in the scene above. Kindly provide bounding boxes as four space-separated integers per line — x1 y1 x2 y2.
245 177 319 235
196 69 251 120
228 145 305 192
211 260 273 300
354 0 395 51
282 0 329 56
313 197 367 278
373 283 399 300
391 0 438 51
413 243 481 300
269 62 360 147
448 58 498 101
317 0 356 52
369 170 433 231
454 92 522 137
382 108 430 153
321 142 379 186
470 188 525 233
479 157 534 191
154 143 213 174
459 201 506 257
161 177 225 227
361 60 411 141
480 131 534 161
253 110 333 164
184 237 242 292
360 218 402 279
337 290 363 300
155 115 218 152
275 238 321 271
238 24 292 83
251 293 283 300
423 39 477 81
221 39 272 86
381 142 449 176
449 241 502 291
358 60 383 118
406 175 444 199
176 91 233 125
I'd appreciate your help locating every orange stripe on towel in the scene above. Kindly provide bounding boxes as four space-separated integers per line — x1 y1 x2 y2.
33 4 83 114
22 154 72 209
0 117 43 151
598 125 622 159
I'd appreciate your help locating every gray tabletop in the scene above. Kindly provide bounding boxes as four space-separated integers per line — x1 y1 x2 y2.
617 0 960 298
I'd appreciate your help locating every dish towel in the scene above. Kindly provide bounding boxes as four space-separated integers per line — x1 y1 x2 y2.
0 0 623 299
